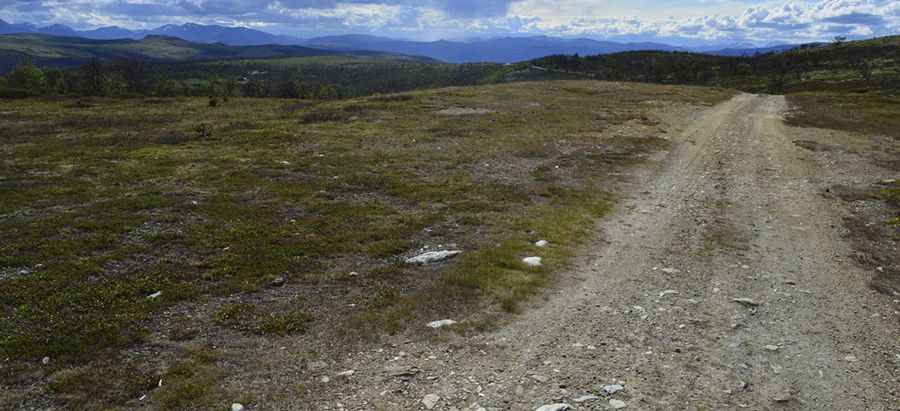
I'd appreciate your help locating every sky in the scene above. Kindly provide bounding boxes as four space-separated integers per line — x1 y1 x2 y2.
1 0 898 46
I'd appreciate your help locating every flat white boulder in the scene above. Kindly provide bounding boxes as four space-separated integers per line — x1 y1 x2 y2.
406 250 461 265
535 240 549 247
522 256 543 267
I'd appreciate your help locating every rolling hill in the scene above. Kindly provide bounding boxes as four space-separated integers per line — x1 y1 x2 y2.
0 33 426 72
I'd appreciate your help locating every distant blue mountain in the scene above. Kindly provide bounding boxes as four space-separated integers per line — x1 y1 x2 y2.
0 20 305 46
305 35 687 63
1 20 811 64
0 19 37 34
703 44 812 57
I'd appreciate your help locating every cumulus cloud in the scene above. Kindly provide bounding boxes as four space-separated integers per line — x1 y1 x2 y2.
0 0 897 45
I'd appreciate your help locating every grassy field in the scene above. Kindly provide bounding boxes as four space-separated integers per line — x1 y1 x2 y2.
0 80 733 408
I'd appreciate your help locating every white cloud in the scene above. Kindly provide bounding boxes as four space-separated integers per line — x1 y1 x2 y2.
1 0 897 45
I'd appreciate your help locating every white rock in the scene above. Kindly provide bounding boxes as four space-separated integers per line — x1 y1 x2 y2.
337 370 355 377
405 250 461 265
574 395 600 403
522 256 543 267
231 403 245 411
844 355 858 362
41 356 50 365
535 240 550 247
658 290 679 298
602 384 624 395
535 404 571 411
427 319 457 329
422 394 440 410
147 291 162 299
764 345 780 351
609 399 628 409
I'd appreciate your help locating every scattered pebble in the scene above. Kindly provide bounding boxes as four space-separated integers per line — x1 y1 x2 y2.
844 355 858 362
659 290 679 298
531 374 550 383
535 404 570 411
270 276 285 287
535 240 550 247
602 384 624 395
337 370 355 377
427 319 457 329
732 297 761 307
574 395 600 403
609 399 628 409
422 394 440 410
660 268 680 274
146 291 162 300
231 403 245 411
41 356 50 365
764 345 780 351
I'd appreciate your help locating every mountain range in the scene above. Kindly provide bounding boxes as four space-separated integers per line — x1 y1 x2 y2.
0 33 422 73
0 19 799 63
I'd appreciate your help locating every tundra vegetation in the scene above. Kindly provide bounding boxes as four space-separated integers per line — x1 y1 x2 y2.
0 80 733 408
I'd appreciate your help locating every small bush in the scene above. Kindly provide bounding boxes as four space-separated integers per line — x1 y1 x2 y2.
193 123 213 139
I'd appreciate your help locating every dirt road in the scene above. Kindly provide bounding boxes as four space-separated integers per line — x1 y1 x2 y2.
309 94 900 410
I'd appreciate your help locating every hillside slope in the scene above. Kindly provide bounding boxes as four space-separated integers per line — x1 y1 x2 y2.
0 33 421 72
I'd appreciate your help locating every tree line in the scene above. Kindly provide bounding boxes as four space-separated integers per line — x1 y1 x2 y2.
0 58 350 100
0 57 504 101
532 37 899 93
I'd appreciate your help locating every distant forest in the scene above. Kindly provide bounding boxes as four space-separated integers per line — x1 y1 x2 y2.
0 55 505 101
533 36 900 93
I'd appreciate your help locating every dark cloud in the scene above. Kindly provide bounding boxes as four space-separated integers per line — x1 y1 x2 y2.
822 12 885 26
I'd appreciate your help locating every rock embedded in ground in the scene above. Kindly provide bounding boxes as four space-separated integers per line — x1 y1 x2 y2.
270 276 285 287
422 394 440 409
231 403 245 411
658 290 679 298
574 394 600 403
41 356 50 365
531 374 550 383
405 250 462 265
609 399 628 409
535 240 550 247
523 256 543 267
660 267 681 274
427 319 457 329
602 384 624 395
732 297 761 307
764 345 780 351
535 404 571 411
